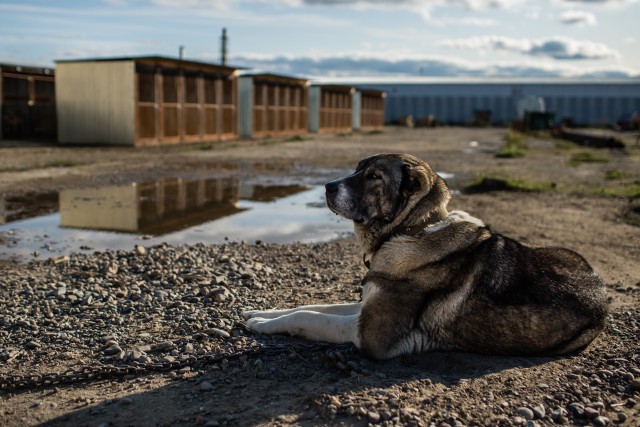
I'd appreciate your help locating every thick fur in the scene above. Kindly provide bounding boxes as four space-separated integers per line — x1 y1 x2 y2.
245 153 608 360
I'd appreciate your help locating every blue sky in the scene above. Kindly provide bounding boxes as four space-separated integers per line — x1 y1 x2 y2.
0 0 638 78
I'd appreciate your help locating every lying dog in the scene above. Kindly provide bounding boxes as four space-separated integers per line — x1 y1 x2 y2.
244 153 608 359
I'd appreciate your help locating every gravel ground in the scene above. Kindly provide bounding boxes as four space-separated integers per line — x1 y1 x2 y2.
1 127 639 426
0 239 638 426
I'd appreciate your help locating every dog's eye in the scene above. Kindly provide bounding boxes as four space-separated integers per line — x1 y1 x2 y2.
368 173 381 180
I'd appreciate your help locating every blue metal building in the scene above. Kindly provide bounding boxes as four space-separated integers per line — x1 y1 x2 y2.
315 77 640 126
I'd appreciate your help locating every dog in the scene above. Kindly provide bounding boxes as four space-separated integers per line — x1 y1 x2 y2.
244 153 608 360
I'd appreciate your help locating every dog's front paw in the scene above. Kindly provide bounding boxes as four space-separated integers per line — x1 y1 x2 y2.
243 308 288 320
242 309 262 320
244 317 273 335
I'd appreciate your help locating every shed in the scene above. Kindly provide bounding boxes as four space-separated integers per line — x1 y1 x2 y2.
238 72 309 138
308 84 355 133
0 63 56 141
355 88 386 131
55 56 240 146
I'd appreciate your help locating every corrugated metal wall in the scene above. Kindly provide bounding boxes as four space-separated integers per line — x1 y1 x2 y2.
360 82 640 126
352 91 361 131
238 76 253 138
56 61 135 144
308 86 320 133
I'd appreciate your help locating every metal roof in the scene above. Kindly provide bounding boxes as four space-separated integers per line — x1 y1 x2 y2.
55 55 242 74
0 62 55 76
313 76 640 86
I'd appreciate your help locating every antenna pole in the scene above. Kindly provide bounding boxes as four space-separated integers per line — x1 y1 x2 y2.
220 28 228 66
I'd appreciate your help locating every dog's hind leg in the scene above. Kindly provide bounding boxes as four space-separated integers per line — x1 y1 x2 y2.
245 311 361 346
243 303 361 320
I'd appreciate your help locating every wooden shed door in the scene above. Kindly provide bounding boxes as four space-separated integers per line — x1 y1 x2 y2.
1 73 56 139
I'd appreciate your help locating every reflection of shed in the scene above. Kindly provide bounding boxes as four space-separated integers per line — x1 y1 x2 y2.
309 85 355 133
355 89 386 131
238 73 309 138
55 56 239 146
0 63 56 140
60 177 242 234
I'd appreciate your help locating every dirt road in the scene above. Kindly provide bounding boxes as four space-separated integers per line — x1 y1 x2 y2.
0 127 639 426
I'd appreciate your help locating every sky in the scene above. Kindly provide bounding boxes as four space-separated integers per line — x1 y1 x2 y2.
0 0 639 79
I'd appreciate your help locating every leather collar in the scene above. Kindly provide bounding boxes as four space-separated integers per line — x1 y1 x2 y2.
362 211 446 270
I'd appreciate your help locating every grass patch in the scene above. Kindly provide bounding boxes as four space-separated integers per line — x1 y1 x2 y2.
285 135 311 142
495 130 527 158
569 152 610 167
190 144 214 151
464 176 555 194
336 132 353 138
367 129 384 135
589 184 640 198
605 169 636 180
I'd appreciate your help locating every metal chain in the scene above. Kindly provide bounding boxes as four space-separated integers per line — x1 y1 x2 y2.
0 344 265 391
0 342 364 392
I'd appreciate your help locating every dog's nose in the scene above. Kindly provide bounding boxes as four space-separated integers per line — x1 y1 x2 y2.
325 180 339 195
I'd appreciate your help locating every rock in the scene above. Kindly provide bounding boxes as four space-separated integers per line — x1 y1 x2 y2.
511 416 526 425
567 402 585 416
200 381 214 392
583 407 599 418
206 328 230 339
25 341 41 350
47 287 66 298
593 416 610 426
630 379 640 391
531 404 545 419
551 409 568 424
107 263 118 275
104 345 122 355
367 411 381 423
516 407 534 420
135 245 146 255
152 341 175 352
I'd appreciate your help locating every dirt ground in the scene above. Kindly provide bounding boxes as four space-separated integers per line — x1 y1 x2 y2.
0 127 639 426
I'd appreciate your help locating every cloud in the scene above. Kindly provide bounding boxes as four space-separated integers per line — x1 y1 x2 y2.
560 9 597 24
558 0 636 4
225 52 637 78
118 0 522 20
440 36 619 60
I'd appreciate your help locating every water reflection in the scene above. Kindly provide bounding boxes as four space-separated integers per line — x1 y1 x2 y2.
60 177 246 235
0 178 353 262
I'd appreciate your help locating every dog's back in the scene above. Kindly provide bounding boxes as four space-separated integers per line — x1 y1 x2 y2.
433 231 608 356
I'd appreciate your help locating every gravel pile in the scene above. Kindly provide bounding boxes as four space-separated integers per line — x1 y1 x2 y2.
0 241 639 426
0 241 361 374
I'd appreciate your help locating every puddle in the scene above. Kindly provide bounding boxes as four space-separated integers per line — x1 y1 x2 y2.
0 177 353 262
0 170 456 263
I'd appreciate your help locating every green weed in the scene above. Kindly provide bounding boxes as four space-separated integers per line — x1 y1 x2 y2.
569 152 610 166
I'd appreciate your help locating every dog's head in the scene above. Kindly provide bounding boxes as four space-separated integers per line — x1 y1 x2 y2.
325 153 450 253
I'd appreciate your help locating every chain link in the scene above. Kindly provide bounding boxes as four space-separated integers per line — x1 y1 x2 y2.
0 345 265 391
0 342 363 392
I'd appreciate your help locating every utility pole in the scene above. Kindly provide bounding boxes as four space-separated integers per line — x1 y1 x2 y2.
179 45 185 60
220 28 228 66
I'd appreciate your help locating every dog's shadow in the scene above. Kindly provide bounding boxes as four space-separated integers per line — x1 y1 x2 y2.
255 335 561 389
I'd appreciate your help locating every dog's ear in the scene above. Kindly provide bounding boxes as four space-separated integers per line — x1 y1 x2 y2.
402 163 423 195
